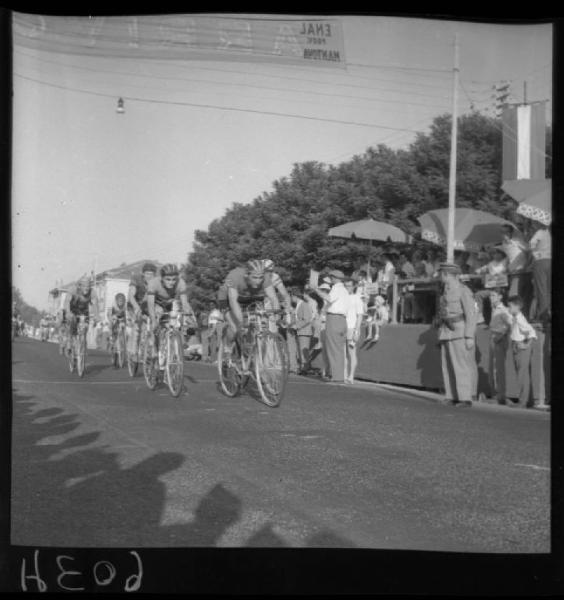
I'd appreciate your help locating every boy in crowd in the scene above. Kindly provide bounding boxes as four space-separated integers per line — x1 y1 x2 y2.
292 287 315 374
507 295 538 407
365 295 389 342
488 288 512 404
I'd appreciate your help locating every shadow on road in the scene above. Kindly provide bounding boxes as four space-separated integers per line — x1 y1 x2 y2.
11 388 354 548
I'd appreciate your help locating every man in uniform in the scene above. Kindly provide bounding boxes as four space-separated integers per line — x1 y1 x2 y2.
437 262 478 407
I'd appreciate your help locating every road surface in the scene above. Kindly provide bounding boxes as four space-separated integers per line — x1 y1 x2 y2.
11 337 550 552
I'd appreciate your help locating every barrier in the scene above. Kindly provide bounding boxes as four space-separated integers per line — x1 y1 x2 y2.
312 323 547 402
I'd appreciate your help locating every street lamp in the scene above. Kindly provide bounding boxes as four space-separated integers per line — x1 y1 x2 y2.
116 97 125 114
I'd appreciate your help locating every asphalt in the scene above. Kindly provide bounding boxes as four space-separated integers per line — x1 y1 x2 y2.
10 337 550 552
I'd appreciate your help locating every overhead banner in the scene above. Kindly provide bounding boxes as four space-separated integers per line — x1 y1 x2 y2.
13 13 346 68
501 101 546 181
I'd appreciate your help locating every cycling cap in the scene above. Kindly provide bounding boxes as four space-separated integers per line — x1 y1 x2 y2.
142 262 157 273
263 259 274 271
161 263 179 277
246 260 265 276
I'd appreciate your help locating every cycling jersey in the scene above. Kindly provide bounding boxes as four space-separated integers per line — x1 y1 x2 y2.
217 267 272 308
110 304 126 319
146 276 188 311
68 285 93 315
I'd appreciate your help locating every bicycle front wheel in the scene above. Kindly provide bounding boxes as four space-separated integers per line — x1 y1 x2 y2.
143 333 158 390
166 331 184 398
126 327 138 377
117 327 126 369
76 335 86 377
254 332 287 408
217 337 242 397
67 337 75 373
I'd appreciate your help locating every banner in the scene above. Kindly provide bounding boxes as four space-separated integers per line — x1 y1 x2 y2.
502 102 546 181
13 13 346 68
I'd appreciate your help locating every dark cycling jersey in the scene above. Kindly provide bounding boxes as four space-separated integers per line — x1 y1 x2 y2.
111 305 126 319
146 276 188 311
217 267 273 309
69 287 93 315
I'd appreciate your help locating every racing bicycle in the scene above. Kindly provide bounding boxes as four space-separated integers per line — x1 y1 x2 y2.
67 314 89 377
217 302 288 407
109 317 127 369
143 309 190 397
126 314 149 377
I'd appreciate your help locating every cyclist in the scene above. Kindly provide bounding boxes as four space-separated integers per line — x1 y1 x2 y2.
218 260 280 351
262 259 292 309
65 276 98 354
127 262 157 357
107 292 127 350
146 264 196 365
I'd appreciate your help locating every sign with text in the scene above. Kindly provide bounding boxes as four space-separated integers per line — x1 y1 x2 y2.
13 13 346 68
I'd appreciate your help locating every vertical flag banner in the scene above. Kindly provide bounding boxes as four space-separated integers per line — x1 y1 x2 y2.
502 102 546 180
13 13 346 68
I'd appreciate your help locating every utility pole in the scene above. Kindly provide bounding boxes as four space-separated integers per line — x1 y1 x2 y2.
446 33 459 264
523 80 528 105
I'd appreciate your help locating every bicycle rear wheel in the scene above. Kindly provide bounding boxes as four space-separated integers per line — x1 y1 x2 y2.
217 337 242 397
254 332 287 407
166 331 184 397
76 335 86 377
143 333 158 390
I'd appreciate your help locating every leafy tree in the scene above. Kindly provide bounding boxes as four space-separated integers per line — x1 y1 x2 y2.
184 110 550 304
12 287 45 327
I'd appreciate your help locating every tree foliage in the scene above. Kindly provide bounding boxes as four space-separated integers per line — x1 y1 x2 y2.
185 111 550 308
12 287 45 327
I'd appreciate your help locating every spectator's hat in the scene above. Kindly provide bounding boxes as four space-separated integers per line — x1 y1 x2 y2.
438 262 461 274
328 269 345 280
319 283 331 291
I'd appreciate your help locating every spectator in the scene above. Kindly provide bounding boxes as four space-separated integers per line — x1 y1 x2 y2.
474 247 509 323
376 253 395 295
344 278 365 384
316 282 331 378
207 301 223 363
314 269 348 383
488 288 512 405
424 249 441 278
454 250 471 275
528 223 551 323
365 295 389 342
508 295 538 407
500 224 528 298
292 287 315 374
398 252 417 322
285 292 300 374
412 250 428 278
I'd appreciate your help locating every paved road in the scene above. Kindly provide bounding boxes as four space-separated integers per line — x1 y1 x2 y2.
11 337 550 552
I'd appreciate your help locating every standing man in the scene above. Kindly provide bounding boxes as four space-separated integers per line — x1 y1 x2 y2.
293 287 314 374
437 263 478 407
528 223 551 323
488 288 512 404
314 269 349 383
344 278 365 384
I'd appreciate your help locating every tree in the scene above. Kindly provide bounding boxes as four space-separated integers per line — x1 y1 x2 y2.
12 287 44 327
184 110 525 302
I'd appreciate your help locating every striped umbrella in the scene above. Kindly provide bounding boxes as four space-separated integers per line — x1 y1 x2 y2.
502 179 551 226
418 208 517 253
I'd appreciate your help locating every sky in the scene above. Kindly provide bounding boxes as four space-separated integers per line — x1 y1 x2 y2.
11 13 552 310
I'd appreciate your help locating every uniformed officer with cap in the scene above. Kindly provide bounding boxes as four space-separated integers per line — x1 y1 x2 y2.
437 262 478 407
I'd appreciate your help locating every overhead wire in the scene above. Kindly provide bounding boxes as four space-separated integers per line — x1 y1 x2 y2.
14 72 429 133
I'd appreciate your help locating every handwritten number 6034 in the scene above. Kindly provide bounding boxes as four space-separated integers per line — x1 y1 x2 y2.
21 550 143 592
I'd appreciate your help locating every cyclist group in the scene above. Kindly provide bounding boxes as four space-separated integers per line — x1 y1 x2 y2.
56 258 291 385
